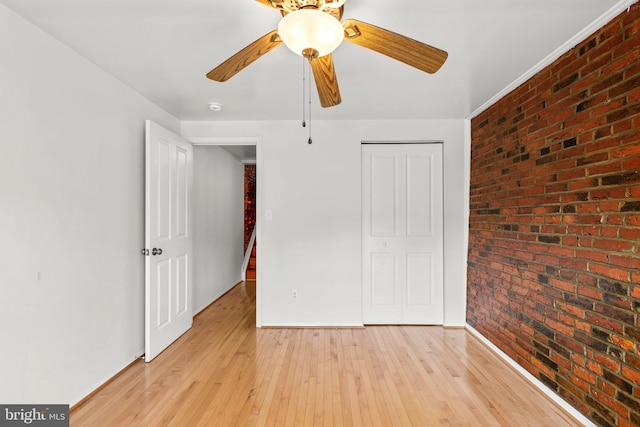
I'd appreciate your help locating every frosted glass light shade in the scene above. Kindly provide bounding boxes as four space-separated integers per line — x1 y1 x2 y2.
278 9 344 57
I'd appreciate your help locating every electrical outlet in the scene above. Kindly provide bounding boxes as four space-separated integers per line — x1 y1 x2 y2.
291 290 297 300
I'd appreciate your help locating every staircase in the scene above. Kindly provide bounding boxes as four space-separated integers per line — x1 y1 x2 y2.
242 226 257 282
246 240 256 281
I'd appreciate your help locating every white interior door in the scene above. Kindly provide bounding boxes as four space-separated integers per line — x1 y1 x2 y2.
362 143 443 324
145 120 193 362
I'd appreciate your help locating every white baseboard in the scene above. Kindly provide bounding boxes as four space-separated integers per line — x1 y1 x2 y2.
260 323 365 328
465 324 596 427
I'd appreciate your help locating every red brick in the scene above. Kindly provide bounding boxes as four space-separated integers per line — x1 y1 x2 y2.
598 379 618 397
576 249 608 263
572 353 586 367
599 201 622 212
595 352 621 372
621 366 640 387
612 335 636 351
603 48 640 75
545 317 575 336
586 314 624 333
610 255 640 269
590 188 627 200
589 263 630 281
584 137 621 154
573 365 597 385
605 214 624 226
588 161 625 176
620 227 640 240
575 321 592 333
577 285 603 303
587 360 605 376
592 389 631 418
611 144 640 160
548 277 576 293
627 215 640 226
592 238 633 251
622 156 640 170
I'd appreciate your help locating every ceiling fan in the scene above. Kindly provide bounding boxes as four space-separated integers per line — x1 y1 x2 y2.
206 0 448 108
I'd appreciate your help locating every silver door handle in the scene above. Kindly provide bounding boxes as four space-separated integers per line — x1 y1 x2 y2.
152 248 163 256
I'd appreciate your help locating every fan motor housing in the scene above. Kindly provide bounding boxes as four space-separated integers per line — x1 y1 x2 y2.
270 0 343 20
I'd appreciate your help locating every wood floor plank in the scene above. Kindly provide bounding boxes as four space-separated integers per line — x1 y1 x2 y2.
71 282 582 426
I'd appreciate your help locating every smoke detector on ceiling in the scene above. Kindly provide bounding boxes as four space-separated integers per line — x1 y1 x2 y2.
208 101 223 112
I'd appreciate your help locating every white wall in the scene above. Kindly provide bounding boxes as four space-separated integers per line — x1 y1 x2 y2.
0 5 179 405
181 119 469 327
193 146 244 314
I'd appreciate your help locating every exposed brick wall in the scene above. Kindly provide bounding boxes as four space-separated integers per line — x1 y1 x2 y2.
467 5 640 426
244 165 256 252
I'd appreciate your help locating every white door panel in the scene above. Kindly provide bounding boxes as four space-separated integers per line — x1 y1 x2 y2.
371 253 397 305
156 258 171 328
363 143 443 324
370 156 397 236
406 155 432 236
145 120 193 362
407 253 431 306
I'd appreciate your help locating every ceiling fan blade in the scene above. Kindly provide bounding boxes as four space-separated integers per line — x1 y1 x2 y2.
310 54 341 108
342 19 448 74
207 30 281 82
254 0 273 6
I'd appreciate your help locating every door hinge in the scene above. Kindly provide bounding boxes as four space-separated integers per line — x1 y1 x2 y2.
141 248 149 256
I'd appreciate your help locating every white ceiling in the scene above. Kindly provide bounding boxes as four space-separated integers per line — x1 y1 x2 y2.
221 145 257 163
1 0 624 121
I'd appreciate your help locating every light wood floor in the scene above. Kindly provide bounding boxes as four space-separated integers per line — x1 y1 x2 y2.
71 282 580 426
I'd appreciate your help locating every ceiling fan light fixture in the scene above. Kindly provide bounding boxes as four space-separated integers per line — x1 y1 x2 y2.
277 9 344 58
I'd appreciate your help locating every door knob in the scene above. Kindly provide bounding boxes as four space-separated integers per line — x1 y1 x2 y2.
152 248 163 256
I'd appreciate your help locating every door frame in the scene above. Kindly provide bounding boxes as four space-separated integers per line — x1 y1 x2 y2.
190 136 263 327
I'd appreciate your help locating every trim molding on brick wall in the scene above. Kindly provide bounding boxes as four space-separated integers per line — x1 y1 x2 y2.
467 0 638 121
466 324 597 427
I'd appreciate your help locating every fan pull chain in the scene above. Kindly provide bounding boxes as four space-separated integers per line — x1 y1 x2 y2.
301 57 306 128
308 60 312 144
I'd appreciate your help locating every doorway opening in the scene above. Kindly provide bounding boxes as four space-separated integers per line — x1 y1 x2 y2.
190 137 263 327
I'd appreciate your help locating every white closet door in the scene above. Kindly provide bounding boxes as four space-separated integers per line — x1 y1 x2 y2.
362 143 443 324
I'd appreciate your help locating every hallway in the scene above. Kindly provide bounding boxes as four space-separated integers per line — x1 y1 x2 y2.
71 282 580 426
